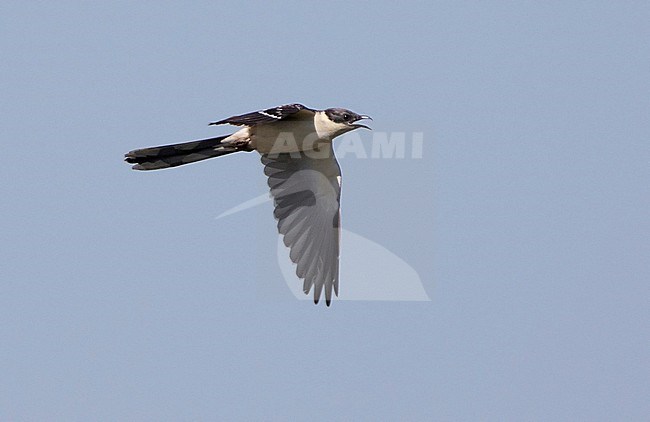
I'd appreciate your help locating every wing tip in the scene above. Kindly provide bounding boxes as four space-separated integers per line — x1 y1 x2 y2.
310 287 335 306
312 298 332 307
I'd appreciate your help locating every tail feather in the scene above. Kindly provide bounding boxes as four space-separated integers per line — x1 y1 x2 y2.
125 135 239 170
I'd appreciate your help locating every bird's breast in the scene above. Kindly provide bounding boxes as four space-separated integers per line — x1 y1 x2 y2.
251 120 331 154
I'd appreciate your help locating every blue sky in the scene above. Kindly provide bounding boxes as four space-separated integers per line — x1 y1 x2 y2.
1 1 648 420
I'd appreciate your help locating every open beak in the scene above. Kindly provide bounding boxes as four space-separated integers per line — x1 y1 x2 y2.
352 114 373 130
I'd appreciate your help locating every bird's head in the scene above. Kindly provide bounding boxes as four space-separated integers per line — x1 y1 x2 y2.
324 108 373 133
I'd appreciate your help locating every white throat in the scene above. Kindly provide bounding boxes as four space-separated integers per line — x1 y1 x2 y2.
314 111 352 140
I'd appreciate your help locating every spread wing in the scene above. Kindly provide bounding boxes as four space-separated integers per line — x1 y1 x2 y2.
262 146 341 306
210 103 314 127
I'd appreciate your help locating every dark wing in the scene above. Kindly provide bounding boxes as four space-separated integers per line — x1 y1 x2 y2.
262 146 341 306
210 103 314 127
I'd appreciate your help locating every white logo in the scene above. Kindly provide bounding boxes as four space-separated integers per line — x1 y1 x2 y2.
217 194 430 302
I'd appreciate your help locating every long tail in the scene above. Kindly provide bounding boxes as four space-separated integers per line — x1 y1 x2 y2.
125 135 240 170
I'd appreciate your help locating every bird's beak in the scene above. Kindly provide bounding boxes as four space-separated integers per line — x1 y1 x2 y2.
352 114 373 130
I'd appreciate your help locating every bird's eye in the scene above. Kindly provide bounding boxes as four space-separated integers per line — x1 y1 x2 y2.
343 113 350 120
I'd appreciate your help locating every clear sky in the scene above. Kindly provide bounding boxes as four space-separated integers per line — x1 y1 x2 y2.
1 1 648 420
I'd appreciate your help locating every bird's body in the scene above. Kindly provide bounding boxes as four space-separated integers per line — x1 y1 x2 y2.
223 117 319 154
125 104 371 306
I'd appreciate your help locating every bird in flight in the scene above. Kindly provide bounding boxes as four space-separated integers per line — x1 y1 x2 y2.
125 104 372 306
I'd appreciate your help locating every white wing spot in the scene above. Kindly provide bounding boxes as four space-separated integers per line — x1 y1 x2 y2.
259 110 281 119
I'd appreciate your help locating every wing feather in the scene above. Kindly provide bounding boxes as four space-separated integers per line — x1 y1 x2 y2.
210 104 314 127
262 147 341 305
